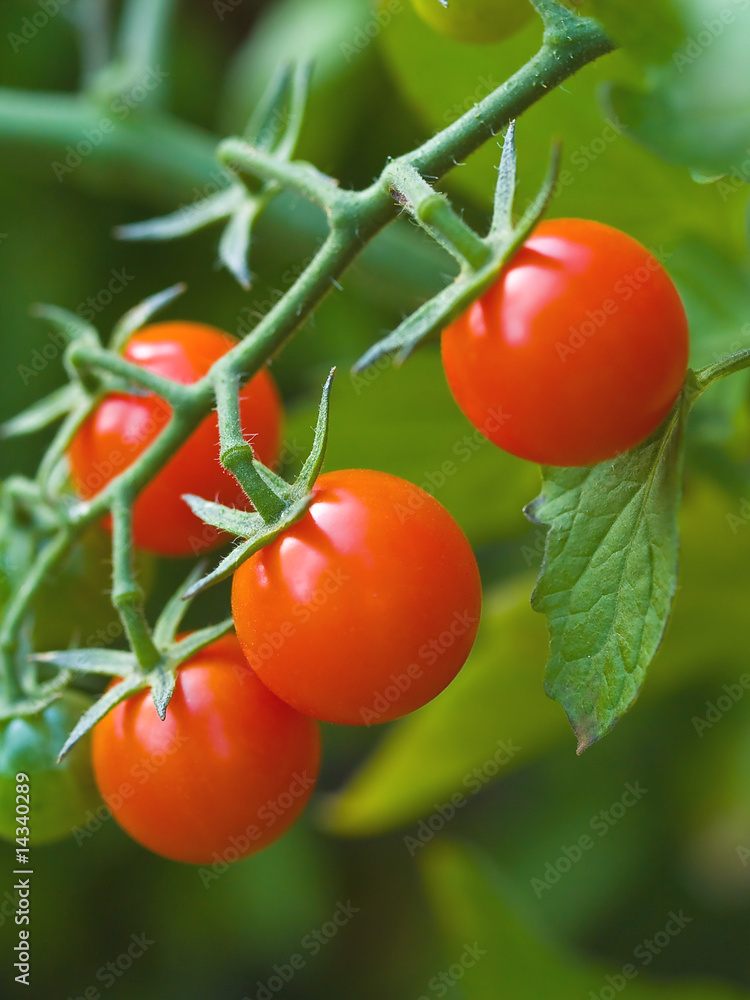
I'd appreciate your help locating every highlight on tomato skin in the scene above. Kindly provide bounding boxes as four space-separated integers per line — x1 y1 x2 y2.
440 218 691 468
231 468 483 727
91 634 320 865
67 321 283 558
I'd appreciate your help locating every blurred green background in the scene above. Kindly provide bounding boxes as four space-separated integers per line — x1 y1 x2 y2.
2 0 750 997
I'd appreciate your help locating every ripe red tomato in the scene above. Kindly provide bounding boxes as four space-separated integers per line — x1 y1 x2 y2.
231 469 482 726
68 322 282 556
441 219 690 467
91 634 320 865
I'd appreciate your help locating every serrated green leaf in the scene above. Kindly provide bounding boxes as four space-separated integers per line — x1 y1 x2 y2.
527 394 689 752
57 673 149 761
0 383 83 440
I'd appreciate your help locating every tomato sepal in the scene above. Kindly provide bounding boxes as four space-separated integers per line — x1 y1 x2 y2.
353 129 560 372
117 65 312 289
184 367 334 597
0 670 73 721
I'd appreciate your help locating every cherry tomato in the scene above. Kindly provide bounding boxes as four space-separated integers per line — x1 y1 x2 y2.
441 219 690 467
91 634 320 865
231 469 482 726
0 692 100 845
68 322 283 557
410 0 532 44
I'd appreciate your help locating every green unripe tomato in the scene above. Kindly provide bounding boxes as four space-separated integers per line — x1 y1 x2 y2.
0 692 100 845
409 0 533 43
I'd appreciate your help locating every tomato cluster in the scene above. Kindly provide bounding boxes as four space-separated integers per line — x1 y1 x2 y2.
71 218 689 864
71 322 481 863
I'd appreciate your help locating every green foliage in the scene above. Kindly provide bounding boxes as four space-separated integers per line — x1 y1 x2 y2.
528 394 688 751
421 842 749 999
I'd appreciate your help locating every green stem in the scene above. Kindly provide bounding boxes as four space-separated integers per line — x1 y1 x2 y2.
67 343 192 405
214 371 286 523
385 164 491 271
0 530 73 704
219 139 340 211
110 499 161 671
694 349 750 392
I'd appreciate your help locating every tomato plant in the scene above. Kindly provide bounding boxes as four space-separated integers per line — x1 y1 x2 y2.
68 322 283 556
0 692 100 845
441 219 690 467
231 469 482 726
410 0 532 44
91 634 320 865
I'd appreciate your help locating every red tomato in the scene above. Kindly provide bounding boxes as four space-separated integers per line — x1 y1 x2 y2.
441 219 690 467
91 634 320 865
68 322 282 556
231 469 482 726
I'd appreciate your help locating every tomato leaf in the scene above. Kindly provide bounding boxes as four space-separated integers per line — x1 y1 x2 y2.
526 390 690 752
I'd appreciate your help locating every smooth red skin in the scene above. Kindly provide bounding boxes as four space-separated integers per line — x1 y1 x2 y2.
68 322 282 556
91 635 320 865
441 219 690 467
231 469 482 726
